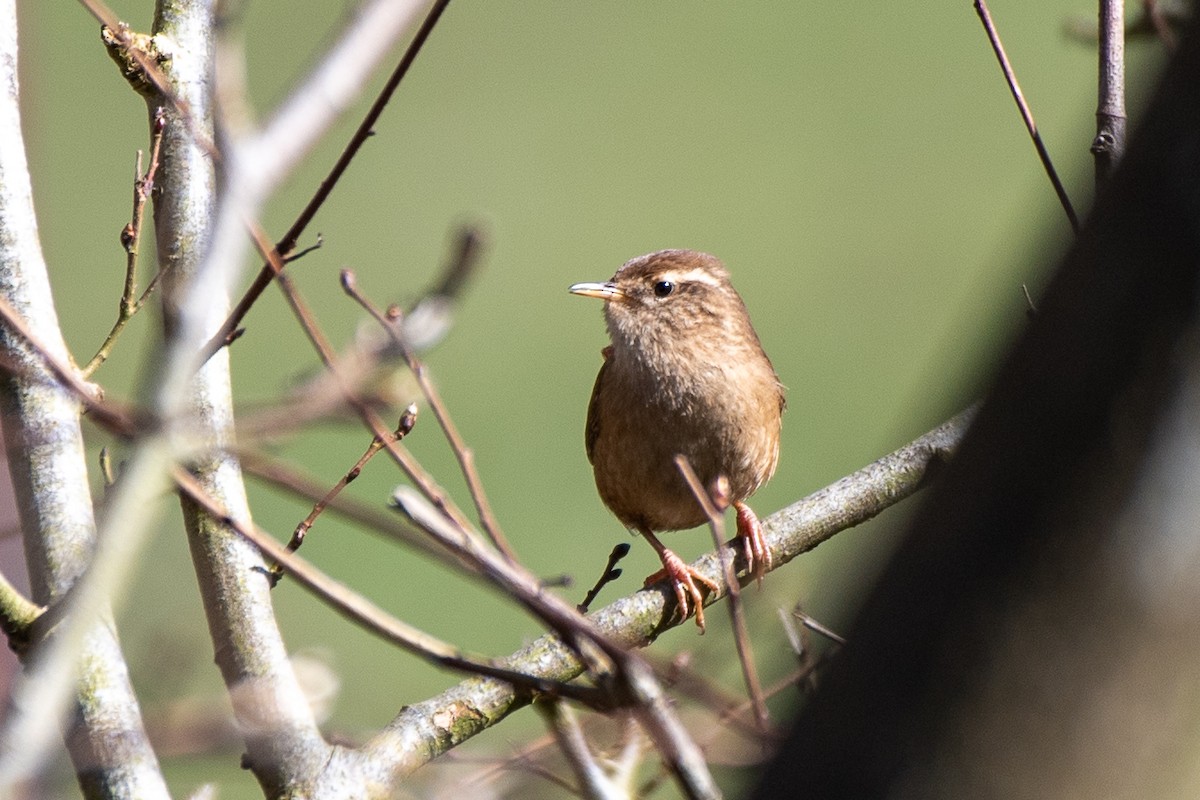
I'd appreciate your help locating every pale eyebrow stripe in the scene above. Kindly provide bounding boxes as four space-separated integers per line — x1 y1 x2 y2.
656 267 722 287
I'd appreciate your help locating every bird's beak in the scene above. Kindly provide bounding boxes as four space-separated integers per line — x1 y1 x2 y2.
569 281 623 301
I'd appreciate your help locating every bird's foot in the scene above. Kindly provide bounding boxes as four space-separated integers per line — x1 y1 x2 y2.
644 549 721 632
735 501 771 586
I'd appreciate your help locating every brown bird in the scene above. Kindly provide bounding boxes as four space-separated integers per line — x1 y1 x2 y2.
570 249 785 631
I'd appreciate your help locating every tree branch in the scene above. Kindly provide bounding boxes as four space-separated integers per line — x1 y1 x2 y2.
1094 0 1127 185
0 2 168 795
350 411 970 783
148 2 333 793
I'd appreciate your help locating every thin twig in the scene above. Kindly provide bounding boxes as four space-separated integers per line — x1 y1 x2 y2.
796 610 847 646
238 221 482 539
974 0 1080 233
172 466 606 707
84 110 167 377
675 456 769 731
341 267 518 562
198 0 455 362
578 543 631 613
1021 283 1039 318
283 234 324 264
274 404 419 583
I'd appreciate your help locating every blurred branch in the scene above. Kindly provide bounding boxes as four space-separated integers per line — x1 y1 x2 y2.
0 571 40 648
538 699 631 800
403 224 488 352
753 19 1200 793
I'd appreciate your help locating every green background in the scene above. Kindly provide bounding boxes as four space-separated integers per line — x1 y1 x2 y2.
14 1 1163 796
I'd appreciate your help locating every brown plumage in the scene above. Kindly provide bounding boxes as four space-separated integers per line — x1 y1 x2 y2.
570 249 785 630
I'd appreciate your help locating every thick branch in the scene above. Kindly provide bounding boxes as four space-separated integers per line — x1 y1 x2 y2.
149 1 331 793
333 411 969 787
0 2 168 796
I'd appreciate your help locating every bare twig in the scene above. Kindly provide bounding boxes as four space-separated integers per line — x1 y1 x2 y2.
369 411 971 780
199 0 454 361
341 268 518 562
796 611 846 646
275 404 419 582
675 456 768 731
283 234 324 264
240 447 450 563
1021 283 1039 317
388 488 721 799
1093 0 1127 187
578 543 631 613
234 215 484 544
974 0 1080 233
173 466 604 706
84 110 167 377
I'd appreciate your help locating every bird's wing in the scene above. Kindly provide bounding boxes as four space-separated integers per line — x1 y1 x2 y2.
584 350 611 464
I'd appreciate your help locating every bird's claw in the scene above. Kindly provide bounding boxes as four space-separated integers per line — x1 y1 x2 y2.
645 549 721 632
735 501 771 586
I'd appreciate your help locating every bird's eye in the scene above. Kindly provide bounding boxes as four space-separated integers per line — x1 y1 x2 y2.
653 280 675 298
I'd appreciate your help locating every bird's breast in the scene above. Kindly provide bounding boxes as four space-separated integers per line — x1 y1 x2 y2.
587 345 782 532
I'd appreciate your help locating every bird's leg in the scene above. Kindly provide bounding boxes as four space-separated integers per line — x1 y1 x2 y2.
734 501 771 585
640 528 720 632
